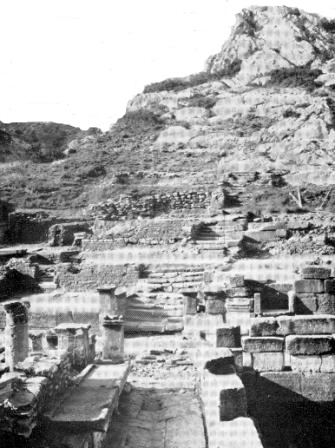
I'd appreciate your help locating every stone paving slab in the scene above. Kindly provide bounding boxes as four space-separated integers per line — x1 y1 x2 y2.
45 361 131 432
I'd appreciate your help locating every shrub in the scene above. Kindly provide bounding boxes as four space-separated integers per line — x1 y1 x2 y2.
143 60 242 94
321 18 335 33
187 95 217 109
283 109 301 118
266 65 322 92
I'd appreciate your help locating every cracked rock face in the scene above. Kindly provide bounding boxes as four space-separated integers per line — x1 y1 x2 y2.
206 6 335 85
126 6 335 184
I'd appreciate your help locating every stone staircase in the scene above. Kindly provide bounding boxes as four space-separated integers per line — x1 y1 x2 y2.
142 264 205 292
192 217 246 257
37 264 57 292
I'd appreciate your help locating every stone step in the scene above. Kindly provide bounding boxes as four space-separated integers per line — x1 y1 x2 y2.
149 265 205 274
39 282 57 292
148 271 204 279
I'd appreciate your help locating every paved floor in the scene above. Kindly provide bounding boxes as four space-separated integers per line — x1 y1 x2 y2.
106 347 206 448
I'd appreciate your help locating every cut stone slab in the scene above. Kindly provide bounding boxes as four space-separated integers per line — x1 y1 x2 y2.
290 355 322 373
207 417 264 448
201 370 247 422
286 335 335 355
252 352 284 372
301 266 331 279
250 317 279 336
294 279 324 294
242 336 284 353
277 315 335 335
44 361 131 432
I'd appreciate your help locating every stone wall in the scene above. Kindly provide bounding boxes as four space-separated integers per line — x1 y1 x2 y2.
57 263 139 291
83 217 198 250
0 350 75 437
88 190 211 221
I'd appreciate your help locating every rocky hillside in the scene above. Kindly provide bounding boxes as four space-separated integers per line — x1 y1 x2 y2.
2 6 335 213
0 121 101 163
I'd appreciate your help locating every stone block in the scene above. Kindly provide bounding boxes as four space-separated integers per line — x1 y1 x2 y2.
300 372 335 402
317 294 335 315
294 293 318 314
216 326 241 348
252 352 284 372
250 317 278 336
320 354 335 372
229 275 245 288
206 299 225 315
259 371 302 400
226 287 251 298
277 315 335 335
230 348 243 371
290 355 322 373
325 279 335 293
294 279 324 294
301 266 331 279
242 336 284 353
286 335 335 355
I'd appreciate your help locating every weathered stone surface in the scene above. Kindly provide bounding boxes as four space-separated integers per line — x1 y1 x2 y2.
258 372 302 402
317 294 335 315
290 355 322 373
277 315 335 335
268 283 293 293
252 352 284 372
229 275 245 288
294 279 324 294
206 298 225 315
300 373 335 402
301 266 331 279
216 326 241 348
294 293 318 314
242 336 284 353
250 317 278 336
286 335 335 355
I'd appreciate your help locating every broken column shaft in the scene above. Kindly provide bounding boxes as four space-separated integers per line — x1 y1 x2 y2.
4 301 30 371
102 316 124 361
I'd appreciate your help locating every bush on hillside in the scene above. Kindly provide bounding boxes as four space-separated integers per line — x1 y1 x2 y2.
321 18 335 33
266 65 322 92
143 60 241 94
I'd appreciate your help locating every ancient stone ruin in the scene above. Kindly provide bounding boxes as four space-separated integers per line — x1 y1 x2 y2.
3 4 335 448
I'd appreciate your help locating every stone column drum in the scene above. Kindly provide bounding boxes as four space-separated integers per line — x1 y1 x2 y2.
4 301 30 371
102 316 124 361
